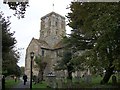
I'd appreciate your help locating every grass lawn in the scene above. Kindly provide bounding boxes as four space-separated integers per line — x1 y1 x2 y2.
5 79 21 88
32 81 48 88
31 74 120 88
65 75 120 88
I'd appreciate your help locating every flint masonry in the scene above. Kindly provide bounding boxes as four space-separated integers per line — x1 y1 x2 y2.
25 12 67 79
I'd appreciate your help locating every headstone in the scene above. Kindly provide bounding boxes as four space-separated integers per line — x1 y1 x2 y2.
46 72 56 88
112 75 117 85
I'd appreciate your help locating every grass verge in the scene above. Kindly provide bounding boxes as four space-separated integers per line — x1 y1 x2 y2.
5 79 21 88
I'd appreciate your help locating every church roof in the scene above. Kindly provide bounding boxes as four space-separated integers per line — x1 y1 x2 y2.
34 39 43 45
26 38 49 51
34 39 51 49
53 40 64 49
36 38 64 50
41 11 65 20
27 38 64 52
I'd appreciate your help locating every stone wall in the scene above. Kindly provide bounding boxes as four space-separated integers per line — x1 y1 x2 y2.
25 38 40 79
40 12 66 48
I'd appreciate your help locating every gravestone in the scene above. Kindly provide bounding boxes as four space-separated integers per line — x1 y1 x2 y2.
112 75 117 85
46 72 56 88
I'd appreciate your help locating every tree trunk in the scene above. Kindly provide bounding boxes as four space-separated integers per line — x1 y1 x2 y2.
41 70 44 81
101 49 115 84
37 69 42 83
68 71 72 80
67 66 73 80
67 64 73 81
101 65 114 84
67 68 72 88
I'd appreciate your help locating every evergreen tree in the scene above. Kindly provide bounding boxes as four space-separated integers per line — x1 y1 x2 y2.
54 48 74 80
1 12 21 76
67 2 120 84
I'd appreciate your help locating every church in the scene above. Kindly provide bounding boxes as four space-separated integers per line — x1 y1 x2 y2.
25 12 67 79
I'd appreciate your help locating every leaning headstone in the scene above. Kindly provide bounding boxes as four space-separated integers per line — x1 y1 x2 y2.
112 75 117 85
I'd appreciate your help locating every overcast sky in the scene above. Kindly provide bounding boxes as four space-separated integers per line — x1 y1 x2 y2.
1 0 73 67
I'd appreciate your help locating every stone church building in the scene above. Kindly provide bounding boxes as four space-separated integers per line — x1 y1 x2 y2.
25 12 67 79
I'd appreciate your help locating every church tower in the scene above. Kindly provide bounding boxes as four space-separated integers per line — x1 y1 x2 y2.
40 12 66 48
25 12 66 79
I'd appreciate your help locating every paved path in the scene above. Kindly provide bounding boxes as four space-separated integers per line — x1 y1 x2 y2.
10 80 30 90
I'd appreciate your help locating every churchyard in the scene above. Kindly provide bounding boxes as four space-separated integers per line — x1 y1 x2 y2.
1 1 120 90
2 71 119 89
32 74 120 88
2 65 120 89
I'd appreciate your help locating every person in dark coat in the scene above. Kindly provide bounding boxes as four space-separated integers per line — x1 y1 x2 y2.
2 75 5 90
23 74 27 85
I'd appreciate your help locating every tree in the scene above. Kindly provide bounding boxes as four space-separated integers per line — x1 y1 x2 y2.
14 65 22 77
34 55 47 83
3 1 29 19
20 66 25 76
1 12 20 76
55 49 74 80
67 2 120 84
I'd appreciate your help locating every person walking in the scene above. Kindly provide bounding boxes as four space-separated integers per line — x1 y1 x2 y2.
23 74 27 85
